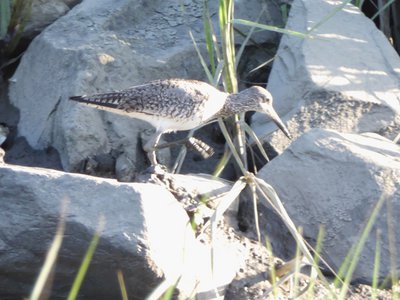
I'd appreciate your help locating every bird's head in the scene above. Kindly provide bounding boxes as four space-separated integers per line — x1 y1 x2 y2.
242 86 292 139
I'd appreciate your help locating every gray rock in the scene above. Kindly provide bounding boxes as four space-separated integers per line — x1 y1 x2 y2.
0 148 4 163
233 0 283 45
115 152 136 182
252 0 400 151
24 0 79 38
0 163 243 299
9 0 282 174
255 128 400 284
0 124 8 145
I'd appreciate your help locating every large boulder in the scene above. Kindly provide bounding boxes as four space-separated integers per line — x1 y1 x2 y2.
252 0 400 151
9 0 282 174
0 163 243 299
24 0 80 38
253 128 400 284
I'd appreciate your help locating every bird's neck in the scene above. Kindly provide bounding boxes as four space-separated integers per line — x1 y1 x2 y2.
218 90 252 117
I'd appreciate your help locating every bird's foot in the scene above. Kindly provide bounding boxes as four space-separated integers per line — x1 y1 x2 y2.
136 163 168 183
145 164 168 175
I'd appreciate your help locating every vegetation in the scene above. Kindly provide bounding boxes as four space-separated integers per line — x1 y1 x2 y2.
355 0 400 53
171 0 400 298
0 0 32 72
8 0 398 299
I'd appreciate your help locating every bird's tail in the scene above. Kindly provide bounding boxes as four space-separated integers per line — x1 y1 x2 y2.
69 93 122 108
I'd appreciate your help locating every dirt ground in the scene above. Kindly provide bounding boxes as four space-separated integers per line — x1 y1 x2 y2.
223 217 396 300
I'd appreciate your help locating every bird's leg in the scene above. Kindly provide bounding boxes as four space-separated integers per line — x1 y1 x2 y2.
155 137 214 159
143 132 163 165
153 137 192 150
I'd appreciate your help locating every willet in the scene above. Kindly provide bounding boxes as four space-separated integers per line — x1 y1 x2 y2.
70 79 291 165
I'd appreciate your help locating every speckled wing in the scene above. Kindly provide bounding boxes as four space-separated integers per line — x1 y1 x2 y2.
70 79 226 129
118 79 227 120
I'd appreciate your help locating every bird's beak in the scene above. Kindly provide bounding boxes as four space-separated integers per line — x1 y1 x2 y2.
263 106 292 139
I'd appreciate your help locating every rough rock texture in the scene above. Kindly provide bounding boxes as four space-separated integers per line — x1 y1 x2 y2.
0 164 244 299
0 148 4 163
9 0 282 174
252 0 400 150
0 125 8 146
24 0 81 38
254 128 400 284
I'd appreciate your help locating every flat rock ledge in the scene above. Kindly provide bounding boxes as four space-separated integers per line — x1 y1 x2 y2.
0 163 244 299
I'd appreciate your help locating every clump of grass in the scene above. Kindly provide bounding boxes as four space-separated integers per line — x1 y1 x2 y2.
189 0 400 298
30 200 68 300
0 0 32 71
29 200 105 300
67 216 105 300
185 4 325 298
357 0 399 53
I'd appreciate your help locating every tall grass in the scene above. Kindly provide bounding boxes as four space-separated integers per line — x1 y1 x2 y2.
67 216 105 300
0 0 12 40
192 0 400 298
0 0 32 70
29 205 105 300
358 0 399 53
192 0 322 295
30 201 68 300
334 194 387 299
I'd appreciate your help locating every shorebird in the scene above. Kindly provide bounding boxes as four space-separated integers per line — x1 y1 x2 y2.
70 79 291 165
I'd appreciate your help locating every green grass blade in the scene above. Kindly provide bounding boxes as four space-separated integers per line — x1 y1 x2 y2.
67 216 105 300
30 200 68 300
242 122 270 162
219 0 237 93
356 0 366 8
371 230 381 300
218 0 227 33
264 237 279 298
161 284 177 300
235 7 265 69
385 197 399 295
280 3 289 23
217 118 247 175
212 60 224 87
393 132 400 143
212 147 232 177
336 194 387 298
250 181 261 241
248 55 275 74
233 19 310 38
146 276 182 300
226 0 237 92
5 0 32 53
202 0 216 75
306 226 325 299
0 0 11 39
210 177 247 223
308 0 351 32
371 0 396 20
254 177 322 282
117 270 129 300
292 228 302 298
189 30 214 84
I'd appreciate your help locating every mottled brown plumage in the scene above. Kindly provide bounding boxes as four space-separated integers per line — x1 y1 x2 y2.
70 79 291 165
